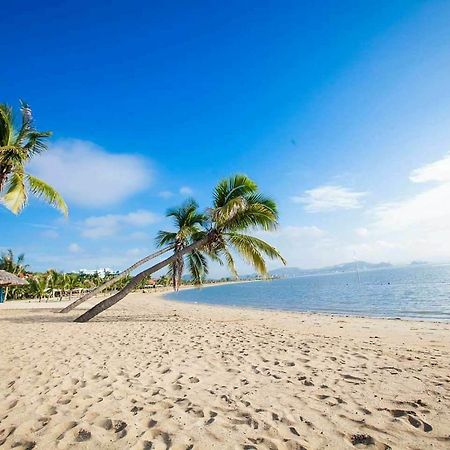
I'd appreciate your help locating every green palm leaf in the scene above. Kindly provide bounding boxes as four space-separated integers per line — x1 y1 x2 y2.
26 174 68 216
0 100 67 215
186 250 208 285
2 170 27 214
213 174 258 208
227 233 286 270
155 230 178 247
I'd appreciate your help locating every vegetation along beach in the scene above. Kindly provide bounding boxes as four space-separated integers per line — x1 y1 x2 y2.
2 1 450 449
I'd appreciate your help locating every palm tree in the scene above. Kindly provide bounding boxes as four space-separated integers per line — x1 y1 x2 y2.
0 249 27 275
63 273 80 300
27 274 48 301
74 175 286 322
45 269 62 299
0 249 28 301
156 199 207 291
0 100 68 215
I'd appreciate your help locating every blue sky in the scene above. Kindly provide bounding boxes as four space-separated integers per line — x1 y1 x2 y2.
2 0 450 276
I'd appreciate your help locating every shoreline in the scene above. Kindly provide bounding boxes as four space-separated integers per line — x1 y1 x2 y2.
3 282 450 324
162 283 450 324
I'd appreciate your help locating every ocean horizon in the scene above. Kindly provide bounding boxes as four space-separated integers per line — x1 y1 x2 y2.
165 264 450 321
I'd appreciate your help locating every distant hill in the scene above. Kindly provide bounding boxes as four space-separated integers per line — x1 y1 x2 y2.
267 261 393 279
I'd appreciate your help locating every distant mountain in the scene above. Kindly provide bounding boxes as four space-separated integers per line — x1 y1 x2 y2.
267 261 393 279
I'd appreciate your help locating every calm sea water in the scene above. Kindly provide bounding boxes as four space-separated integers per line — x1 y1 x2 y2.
165 265 450 320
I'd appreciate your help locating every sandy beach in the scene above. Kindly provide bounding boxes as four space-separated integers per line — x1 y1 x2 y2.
1 292 449 450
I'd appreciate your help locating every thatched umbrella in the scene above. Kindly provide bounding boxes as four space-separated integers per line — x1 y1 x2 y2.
0 270 27 303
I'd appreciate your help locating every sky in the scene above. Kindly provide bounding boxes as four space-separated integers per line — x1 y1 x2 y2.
2 0 450 277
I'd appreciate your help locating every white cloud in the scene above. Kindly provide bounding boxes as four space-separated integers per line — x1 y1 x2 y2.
179 186 193 196
128 231 150 240
256 155 450 268
272 225 325 238
410 153 450 183
292 185 367 212
251 225 331 269
373 183 450 231
28 139 152 208
355 227 369 237
158 190 174 199
125 247 148 257
361 154 450 263
82 209 159 239
373 155 450 232
68 243 82 253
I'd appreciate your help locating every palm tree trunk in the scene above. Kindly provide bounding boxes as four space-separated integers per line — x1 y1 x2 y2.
4 286 9 302
59 245 174 313
74 236 209 323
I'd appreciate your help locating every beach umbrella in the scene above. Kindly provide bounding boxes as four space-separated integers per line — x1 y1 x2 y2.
0 270 28 303
0 270 28 286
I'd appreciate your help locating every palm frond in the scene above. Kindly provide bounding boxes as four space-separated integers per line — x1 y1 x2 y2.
226 233 286 276
26 174 68 215
23 130 52 155
0 104 13 147
186 250 208 285
210 196 248 228
221 247 238 277
245 193 278 219
213 174 258 208
227 233 286 265
155 230 177 247
1 170 27 214
222 202 279 232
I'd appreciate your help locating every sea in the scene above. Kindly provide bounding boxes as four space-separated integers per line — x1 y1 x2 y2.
165 264 450 320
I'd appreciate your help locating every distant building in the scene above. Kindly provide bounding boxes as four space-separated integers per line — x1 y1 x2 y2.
77 268 117 278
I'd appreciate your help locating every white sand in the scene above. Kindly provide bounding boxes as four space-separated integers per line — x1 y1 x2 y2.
1 292 449 449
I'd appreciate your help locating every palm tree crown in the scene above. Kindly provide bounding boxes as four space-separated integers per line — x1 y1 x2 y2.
0 100 68 215
156 198 207 290
205 174 285 276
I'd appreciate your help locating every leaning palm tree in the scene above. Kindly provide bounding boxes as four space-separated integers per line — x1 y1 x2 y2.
74 175 286 322
156 198 207 291
0 100 67 215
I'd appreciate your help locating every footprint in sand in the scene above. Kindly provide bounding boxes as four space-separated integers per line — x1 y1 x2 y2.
389 409 432 432
75 429 91 442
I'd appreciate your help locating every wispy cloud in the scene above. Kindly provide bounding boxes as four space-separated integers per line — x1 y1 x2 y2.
158 190 174 199
409 153 450 183
28 139 153 208
355 227 369 237
82 209 159 238
373 155 450 232
179 186 193 196
68 243 82 253
354 154 450 263
292 185 367 212
271 225 325 238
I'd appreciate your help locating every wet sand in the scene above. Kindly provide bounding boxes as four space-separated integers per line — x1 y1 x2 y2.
1 292 449 449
